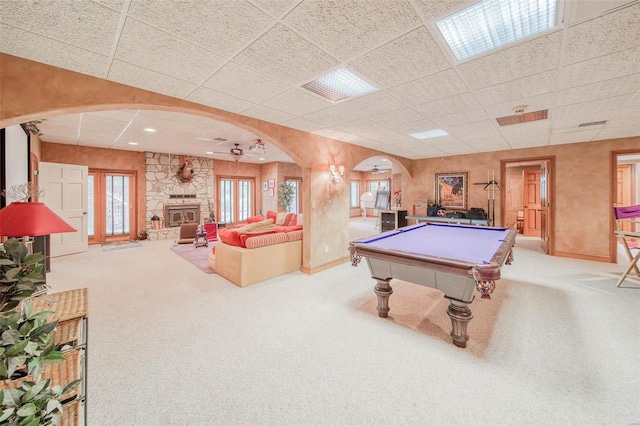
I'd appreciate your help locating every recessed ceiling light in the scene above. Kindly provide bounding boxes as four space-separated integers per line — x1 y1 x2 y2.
144 128 156 132
410 129 449 139
259 157 265 161
128 142 138 145
382 159 389 162
206 151 213 154
436 0 557 62
301 68 376 102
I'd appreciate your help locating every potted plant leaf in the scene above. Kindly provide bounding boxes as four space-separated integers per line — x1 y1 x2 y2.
278 181 295 212
0 238 80 424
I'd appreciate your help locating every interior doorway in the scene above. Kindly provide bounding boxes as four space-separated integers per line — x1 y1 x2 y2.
612 151 640 263
501 157 555 255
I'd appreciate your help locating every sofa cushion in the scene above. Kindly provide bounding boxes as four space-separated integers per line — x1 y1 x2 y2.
266 210 277 221
275 212 288 225
244 232 287 249
284 213 296 226
285 229 303 242
236 219 275 234
245 215 265 224
274 225 303 233
217 227 242 247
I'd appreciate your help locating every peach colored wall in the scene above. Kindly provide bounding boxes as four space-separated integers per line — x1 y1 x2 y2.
40 142 146 232
259 162 278 214
3 55 639 265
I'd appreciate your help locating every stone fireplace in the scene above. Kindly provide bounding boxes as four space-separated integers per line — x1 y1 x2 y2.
164 204 201 227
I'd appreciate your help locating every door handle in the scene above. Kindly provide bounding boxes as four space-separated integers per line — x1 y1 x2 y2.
83 212 87 215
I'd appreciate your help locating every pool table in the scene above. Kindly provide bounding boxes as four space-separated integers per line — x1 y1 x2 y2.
349 222 517 348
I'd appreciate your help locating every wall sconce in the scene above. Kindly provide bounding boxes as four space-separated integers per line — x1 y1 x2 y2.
329 164 345 184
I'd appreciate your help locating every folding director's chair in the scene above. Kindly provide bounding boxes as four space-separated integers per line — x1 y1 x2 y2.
613 204 640 287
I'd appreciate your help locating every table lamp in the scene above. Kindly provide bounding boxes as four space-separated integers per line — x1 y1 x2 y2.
0 202 76 276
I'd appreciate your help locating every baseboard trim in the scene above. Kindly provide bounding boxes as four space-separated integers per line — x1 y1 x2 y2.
554 251 612 263
301 256 350 274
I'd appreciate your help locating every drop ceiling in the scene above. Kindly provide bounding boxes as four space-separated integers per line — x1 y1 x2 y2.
1 0 638 170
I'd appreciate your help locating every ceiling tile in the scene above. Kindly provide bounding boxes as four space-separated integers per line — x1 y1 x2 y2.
548 129 600 145
461 131 511 152
349 26 450 88
413 93 480 118
559 46 640 89
1 0 121 55
115 19 226 84
339 91 406 117
387 68 467 105
388 118 439 135
472 70 557 106
457 32 563 90
202 61 290 103
594 124 640 140
240 104 297 124
553 94 635 122
564 2 640 65
186 87 255 113
281 117 327 133
282 0 421 61
250 0 298 18
261 88 332 116
80 114 129 134
483 93 555 119
507 136 548 149
499 120 550 141
303 106 361 126
311 129 361 143
411 0 469 20
557 73 640 106
0 24 109 78
357 128 416 145
234 24 338 84
108 60 197 98
128 0 274 57
335 118 384 135
431 137 476 155
369 108 425 127
432 108 489 127
444 120 496 136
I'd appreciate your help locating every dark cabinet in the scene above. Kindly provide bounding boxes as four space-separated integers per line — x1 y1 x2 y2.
380 210 408 232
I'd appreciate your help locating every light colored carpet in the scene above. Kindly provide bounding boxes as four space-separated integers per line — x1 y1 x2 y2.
45 221 640 426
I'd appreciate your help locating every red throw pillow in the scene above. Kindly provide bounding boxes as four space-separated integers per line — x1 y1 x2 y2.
284 214 297 226
217 228 242 247
246 215 265 224
266 210 277 221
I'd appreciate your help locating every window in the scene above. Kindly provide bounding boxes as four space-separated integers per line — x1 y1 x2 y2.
285 178 301 214
349 181 360 208
219 177 254 226
368 180 389 192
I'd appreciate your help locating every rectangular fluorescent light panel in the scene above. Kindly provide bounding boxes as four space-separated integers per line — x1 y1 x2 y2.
410 129 449 139
302 68 376 102
436 0 557 62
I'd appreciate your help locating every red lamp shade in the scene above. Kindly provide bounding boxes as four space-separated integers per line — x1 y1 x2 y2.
0 202 76 237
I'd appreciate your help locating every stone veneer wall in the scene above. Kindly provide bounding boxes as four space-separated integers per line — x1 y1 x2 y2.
145 152 214 240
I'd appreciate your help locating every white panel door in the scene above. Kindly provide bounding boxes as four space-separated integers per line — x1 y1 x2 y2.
39 162 88 257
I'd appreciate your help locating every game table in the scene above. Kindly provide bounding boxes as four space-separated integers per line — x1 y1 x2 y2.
349 222 517 347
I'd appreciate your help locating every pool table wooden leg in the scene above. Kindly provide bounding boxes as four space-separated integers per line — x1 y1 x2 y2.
446 301 473 348
373 279 393 318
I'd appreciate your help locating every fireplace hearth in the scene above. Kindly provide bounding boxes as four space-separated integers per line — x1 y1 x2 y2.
164 204 201 227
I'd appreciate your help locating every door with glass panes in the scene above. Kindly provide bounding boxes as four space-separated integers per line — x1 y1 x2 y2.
88 171 136 243
218 177 254 226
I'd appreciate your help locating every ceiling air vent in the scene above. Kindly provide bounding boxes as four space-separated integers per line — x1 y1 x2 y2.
496 109 548 127
578 120 607 127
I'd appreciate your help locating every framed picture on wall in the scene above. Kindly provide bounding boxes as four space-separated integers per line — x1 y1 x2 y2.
269 188 274 197
263 181 268 191
435 172 468 210
268 179 275 188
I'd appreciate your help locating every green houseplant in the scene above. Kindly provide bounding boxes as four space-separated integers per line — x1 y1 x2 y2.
0 238 80 424
278 181 295 212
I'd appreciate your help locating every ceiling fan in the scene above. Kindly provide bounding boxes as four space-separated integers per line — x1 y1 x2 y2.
369 165 390 175
213 143 256 161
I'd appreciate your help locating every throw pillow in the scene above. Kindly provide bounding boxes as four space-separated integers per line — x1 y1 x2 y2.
266 211 277 221
284 213 296 226
217 227 242 247
275 212 288 225
246 215 265 224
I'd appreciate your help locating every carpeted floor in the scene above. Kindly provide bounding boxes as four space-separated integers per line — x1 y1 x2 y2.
169 242 215 274
44 220 640 425
100 240 141 251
